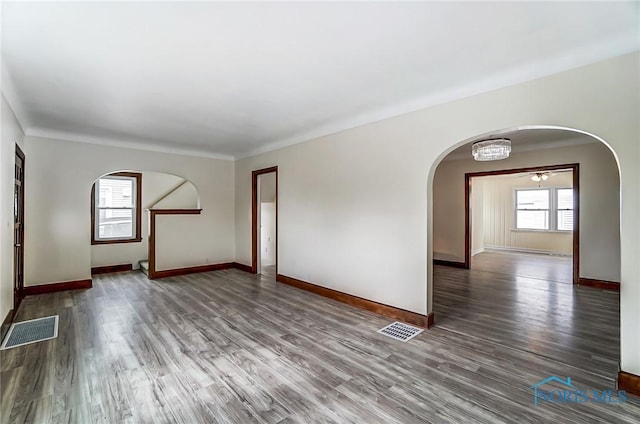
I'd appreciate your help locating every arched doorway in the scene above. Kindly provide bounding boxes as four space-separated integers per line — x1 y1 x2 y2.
427 125 622 377
90 170 200 277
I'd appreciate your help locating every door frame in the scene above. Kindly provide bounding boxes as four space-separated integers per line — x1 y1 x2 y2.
464 163 580 284
14 144 26 313
252 166 278 274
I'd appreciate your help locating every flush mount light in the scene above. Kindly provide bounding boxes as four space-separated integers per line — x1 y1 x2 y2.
471 138 511 161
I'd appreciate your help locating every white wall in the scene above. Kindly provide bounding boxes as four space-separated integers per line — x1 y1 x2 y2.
260 202 276 267
144 172 185 209
471 178 484 256
480 172 573 255
24 136 235 285
90 171 199 270
434 143 618 280
235 53 639 374
154 213 230 271
1 94 25 321
152 180 198 209
236 138 428 313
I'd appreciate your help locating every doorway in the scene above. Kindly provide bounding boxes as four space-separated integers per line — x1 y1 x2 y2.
14 145 25 313
430 127 622 384
465 163 579 284
252 167 278 277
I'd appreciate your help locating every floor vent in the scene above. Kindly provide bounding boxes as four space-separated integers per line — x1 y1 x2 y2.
377 321 423 342
1 316 59 350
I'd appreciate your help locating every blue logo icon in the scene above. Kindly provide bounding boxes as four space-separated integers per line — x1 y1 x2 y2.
531 376 626 406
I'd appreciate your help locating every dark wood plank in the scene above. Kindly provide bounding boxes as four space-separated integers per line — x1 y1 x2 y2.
619 371 640 398
149 208 203 215
232 262 253 273
91 264 133 275
277 273 432 328
91 172 142 245
579 278 620 291
23 279 92 296
153 263 235 279
433 259 467 269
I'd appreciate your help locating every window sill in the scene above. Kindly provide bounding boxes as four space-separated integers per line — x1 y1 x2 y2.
511 229 572 234
92 237 143 245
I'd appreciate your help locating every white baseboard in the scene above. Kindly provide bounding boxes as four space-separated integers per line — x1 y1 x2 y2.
484 245 571 257
471 248 485 256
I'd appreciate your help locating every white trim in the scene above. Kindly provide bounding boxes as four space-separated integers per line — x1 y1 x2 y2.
236 40 638 160
511 229 572 234
1 64 29 133
471 248 485 256
484 246 571 257
1 315 59 350
14 40 635 162
25 127 235 161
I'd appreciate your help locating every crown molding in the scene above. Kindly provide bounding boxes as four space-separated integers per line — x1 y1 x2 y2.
236 41 638 160
1 63 29 134
9 39 638 162
25 127 235 161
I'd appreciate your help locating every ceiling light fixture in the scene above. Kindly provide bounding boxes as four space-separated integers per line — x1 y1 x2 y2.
471 138 511 161
531 172 549 182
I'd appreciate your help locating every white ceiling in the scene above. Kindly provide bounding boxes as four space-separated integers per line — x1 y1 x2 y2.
2 2 638 159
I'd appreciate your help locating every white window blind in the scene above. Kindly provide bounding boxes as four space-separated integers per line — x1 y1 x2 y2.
516 189 550 230
95 176 136 240
556 188 574 231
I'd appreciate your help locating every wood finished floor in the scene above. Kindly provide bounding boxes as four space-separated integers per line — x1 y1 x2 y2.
260 265 276 279
1 253 639 423
435 252 604 369
470 250 574 284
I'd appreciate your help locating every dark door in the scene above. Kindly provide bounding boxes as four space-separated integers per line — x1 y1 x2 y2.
14 145 25 312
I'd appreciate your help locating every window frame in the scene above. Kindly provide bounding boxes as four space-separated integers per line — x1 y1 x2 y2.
91 172 142 245
555 187 574 232
513 186 574 232
514 188 551 231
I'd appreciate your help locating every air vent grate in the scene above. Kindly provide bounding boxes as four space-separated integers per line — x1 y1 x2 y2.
1 316 59 350
377 321 423 342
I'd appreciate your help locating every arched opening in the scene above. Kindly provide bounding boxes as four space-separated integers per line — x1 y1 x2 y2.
427 125 622 376
90 170 200 276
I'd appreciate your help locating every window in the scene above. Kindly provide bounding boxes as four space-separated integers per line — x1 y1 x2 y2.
91 172 142 244
515 187 574 231
516 189 550 230
556 188 574 231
